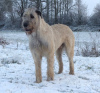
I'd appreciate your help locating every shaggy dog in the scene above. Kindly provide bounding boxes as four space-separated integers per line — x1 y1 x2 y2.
22 8 75 83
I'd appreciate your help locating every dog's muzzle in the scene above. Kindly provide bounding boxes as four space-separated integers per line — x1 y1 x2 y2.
23 22 29 27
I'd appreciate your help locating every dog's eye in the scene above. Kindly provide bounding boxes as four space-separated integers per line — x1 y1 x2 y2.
23 14 27 18
23 15 26 18
30 14 34 19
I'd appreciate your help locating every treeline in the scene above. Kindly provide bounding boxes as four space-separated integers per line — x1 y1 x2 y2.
0 0 100 29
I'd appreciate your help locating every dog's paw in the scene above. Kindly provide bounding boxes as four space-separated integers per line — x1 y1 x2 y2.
36 78 42 83
36 80 42 83
47 77 54 81
69 72 74 75
58 71 62 74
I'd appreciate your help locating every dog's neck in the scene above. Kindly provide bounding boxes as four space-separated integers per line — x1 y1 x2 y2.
28 18 49 49
30 17 50 39
38 18 50 32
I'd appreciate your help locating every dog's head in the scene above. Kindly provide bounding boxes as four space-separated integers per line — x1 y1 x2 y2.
22 8 42 34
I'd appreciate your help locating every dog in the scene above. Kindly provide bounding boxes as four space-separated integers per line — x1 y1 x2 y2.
22 8 75 83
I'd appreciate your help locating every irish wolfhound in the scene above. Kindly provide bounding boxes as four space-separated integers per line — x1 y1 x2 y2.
22 8 75 83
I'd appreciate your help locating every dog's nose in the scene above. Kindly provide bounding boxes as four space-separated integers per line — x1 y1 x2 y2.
23 22 28 27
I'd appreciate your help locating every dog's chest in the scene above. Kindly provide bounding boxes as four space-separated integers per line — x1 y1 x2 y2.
28 34 48 50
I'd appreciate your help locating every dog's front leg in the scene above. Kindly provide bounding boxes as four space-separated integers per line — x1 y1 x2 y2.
31 51 42 83
35 62 42 83
34 58 42 83
47 52 54 81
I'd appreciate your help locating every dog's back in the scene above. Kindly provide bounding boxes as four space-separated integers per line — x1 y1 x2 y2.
51 24 75 51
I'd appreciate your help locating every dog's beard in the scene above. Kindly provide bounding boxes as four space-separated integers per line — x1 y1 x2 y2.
25 28 32 31
25 27 35 35
26 31 33 35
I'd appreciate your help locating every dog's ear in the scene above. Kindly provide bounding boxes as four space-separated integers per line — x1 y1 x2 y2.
35 10 42 18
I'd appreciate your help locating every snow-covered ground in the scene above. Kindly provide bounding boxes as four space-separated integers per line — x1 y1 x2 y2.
0 31 100 93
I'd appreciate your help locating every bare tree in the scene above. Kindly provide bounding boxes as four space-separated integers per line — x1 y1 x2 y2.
90 4 100 26
46 0 49 23
54 0 58 23
75 0 87 25
0 0 89 29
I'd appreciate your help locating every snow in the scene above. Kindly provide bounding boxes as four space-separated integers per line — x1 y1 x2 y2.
0 31 100 93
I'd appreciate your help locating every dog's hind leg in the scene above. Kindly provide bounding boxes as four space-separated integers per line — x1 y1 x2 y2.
64 39 74 75
56 44 64 74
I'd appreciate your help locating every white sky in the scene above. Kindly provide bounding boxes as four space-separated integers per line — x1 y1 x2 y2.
82 0 100 16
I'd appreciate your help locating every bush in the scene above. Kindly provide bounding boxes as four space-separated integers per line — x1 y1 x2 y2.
81 33 100 57
76 32 100 57
0 37 9 47
81 42 100 57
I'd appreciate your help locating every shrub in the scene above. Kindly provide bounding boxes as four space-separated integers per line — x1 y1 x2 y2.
81 42 100 57
0 37 9 48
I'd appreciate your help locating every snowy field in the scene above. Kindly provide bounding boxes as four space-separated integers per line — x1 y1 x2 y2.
0 31 100 93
